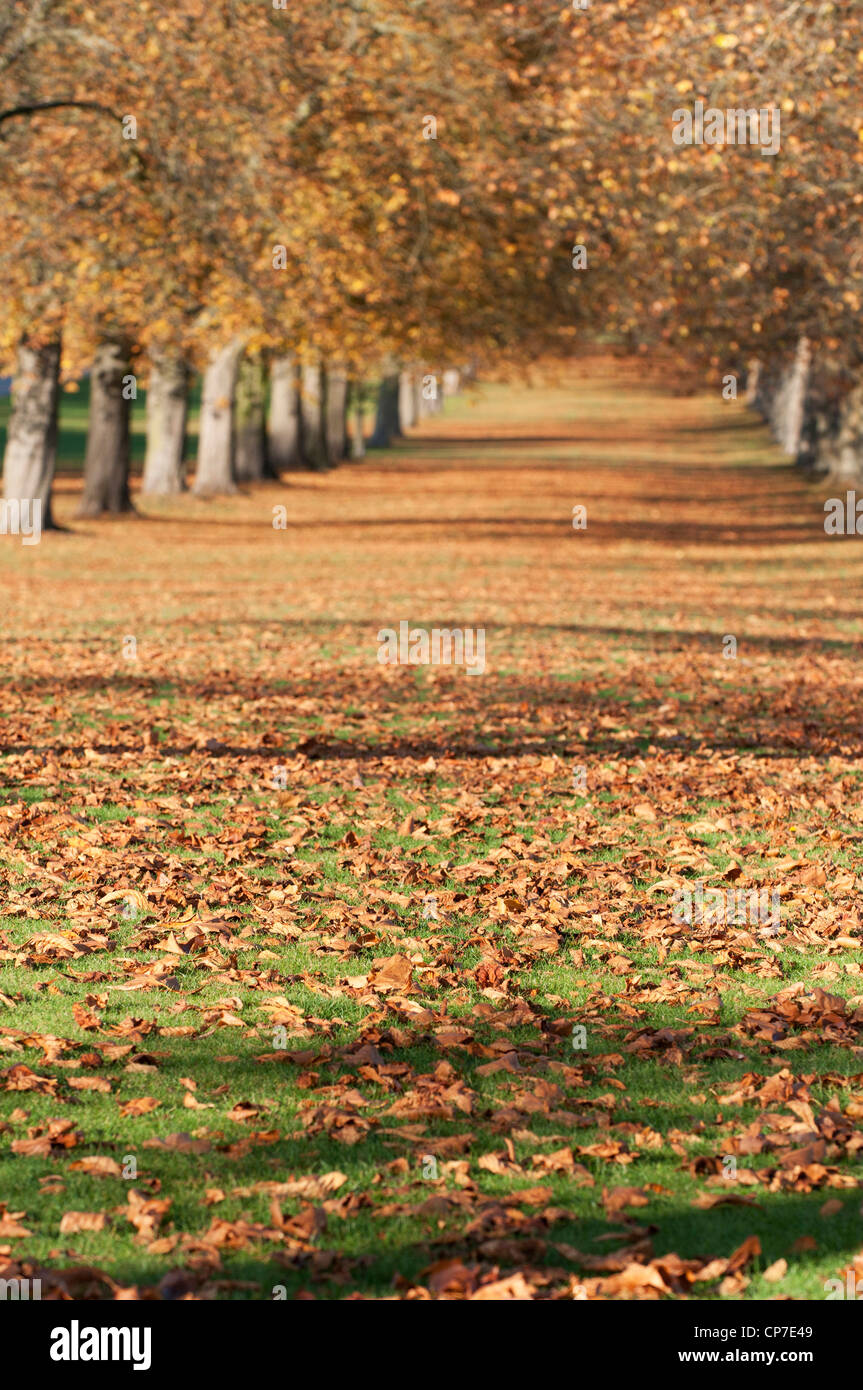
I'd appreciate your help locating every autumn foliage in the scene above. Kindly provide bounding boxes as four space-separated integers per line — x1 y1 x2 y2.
1 0 863 1324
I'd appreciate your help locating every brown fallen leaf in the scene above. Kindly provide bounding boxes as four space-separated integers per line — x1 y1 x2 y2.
0 1206 32 1239
370 954 414 992
68 1157 122 1177
60 1211 107 1234
471 1273 535 1300
789 1235 818 1254
727 1235 761 1273
118 1097 162 1117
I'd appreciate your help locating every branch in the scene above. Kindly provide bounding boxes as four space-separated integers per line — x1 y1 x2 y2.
0 99 147 175
0 98 118 129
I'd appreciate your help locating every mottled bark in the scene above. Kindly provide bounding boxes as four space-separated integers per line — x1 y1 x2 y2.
299 361 328 468
760 339 810 457
349 379 366 459
779 338 811 458
78 338 134 517
194 339 242 496
798 373 863 481
744 359 761 407
753 361 778 422
399 371 416 430
2 334 60 529
417 371 442 418
234 352 268 483
369 374 401 448
325 367 349 464
142 353 188 495
268 355 299 471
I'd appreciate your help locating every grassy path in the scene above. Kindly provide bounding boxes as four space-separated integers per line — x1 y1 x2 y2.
1 359 862 1300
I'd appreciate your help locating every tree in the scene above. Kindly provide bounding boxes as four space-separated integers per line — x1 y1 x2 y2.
77 337 133 517
2 332 60 527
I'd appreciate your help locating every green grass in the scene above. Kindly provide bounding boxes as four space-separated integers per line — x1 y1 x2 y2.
2 779 861 1299
0 376 203 474
1 362 862 1300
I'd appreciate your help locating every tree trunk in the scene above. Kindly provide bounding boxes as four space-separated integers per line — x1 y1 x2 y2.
299 361 328 468
752 352 786 423
832 382 863 481
369 374 401 448
755 341 813 458
767 359 795 449
234 351 268 483
142 353 188 495
417 371 441 418
399 371 416 430
78 338 134 517
778 337 810 457
194 339 242 495
268 355 299 471
412 373 424 423
349 379 366 459
2 334 60 529
325 366 348 464
744 359 761 406
799 374 863 481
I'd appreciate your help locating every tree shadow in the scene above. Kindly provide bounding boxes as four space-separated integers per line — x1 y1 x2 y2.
4 990 860 1300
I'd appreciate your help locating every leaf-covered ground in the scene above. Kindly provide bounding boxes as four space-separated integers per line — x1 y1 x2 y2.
2 359 862 1301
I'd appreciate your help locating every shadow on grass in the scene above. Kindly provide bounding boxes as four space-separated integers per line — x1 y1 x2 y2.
3 1012 860 1299
2 637 863 766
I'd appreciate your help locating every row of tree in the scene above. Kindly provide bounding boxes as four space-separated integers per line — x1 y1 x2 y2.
4 344 460 527
1 0 861 527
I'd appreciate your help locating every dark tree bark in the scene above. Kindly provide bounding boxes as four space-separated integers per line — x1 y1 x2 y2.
142 352 188 495
234 351 268 482
369 373 401 447
299 361 328 468
753 366 775 421
194 339 242 495
744 359 762 406
798 371 863 481
78 338 134 517
268 355 299 471
2 334 60 529
348 379 366 459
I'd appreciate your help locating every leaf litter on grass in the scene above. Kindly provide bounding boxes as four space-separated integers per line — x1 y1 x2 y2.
1 362 863 1299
